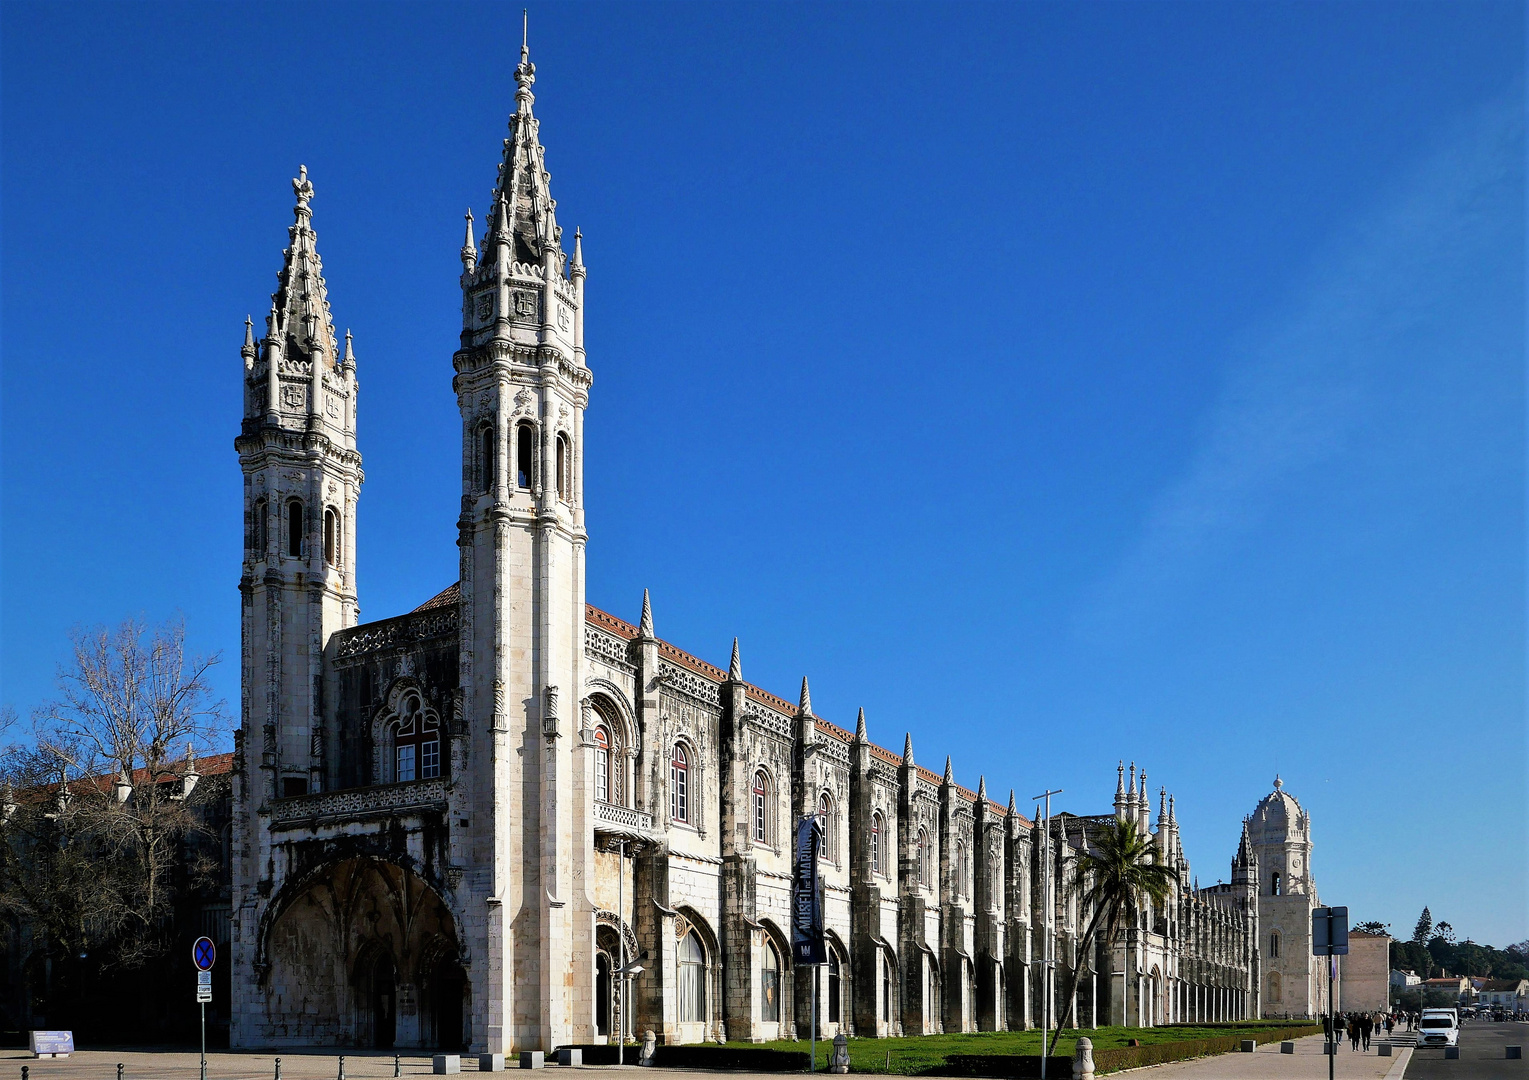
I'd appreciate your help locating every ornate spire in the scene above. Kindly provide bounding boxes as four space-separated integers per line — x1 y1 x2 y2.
571 227 583 272
242 315 256 360
343 329 355 369
1158 787 1169 824
1127 762 1137 807
1116 760 1126 797
486 12 563 270
1273 774 1283 791
1168 794 1176 826
728 637 742 682
942 755 954 786
977 775 987 801
264 164 339 377
854 707 868 743
461 209 478 272
1235 820 1255 867
1008 788 1018 816
638 589 653 637
798 677 812 716
902 732 914 766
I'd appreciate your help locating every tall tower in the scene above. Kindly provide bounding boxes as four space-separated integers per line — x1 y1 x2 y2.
235 165 361 804
454 31 591 1053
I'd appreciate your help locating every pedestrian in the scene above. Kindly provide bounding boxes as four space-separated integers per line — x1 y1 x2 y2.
1349 1016 1361 1051
1361 1013 1372 1050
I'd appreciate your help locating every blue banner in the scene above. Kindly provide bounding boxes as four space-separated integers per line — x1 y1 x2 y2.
791 817 826 965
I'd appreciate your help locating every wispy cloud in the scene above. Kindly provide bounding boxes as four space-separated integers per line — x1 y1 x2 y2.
1080 86 1525 639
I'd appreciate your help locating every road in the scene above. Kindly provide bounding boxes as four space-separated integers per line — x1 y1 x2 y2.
1404 1020 1527 1079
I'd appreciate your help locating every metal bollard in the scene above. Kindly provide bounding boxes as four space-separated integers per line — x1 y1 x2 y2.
275 1059 282 1080
338 1057 347 1080
395 1056 402 1078
23 1067 30 1080
118 1065 125 1080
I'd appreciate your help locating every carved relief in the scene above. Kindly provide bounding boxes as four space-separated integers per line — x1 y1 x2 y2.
282 385 307 411
513 387 534 415
476 293 493 321
513 291 538 320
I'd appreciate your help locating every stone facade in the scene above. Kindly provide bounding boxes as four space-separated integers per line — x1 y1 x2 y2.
1340 931 1391 1013
229 39 1271 1053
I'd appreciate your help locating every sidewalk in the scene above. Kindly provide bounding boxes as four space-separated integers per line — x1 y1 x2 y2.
1118 1032 1410 1078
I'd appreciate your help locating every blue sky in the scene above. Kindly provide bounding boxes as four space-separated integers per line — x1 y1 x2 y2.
2 3 1523 946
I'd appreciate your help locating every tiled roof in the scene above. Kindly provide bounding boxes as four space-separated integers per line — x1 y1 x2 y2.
27 751 235 798
412 582 461 612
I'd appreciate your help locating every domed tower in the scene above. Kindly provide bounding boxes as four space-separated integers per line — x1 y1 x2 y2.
1246 776 1313 899
1245 777 1328 1019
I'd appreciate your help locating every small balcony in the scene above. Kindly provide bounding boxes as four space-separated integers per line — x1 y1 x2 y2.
269 778 449 829
594 799 656 848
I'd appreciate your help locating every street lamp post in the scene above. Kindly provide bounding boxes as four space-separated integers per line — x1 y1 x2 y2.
1032 788 1063 1080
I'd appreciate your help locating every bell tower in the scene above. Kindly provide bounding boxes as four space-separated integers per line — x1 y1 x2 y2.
454 28 592 1053
235 166 362 803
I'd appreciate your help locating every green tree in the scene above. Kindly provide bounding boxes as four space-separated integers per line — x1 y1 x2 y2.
1046 817 1178 1058
1412 907 1433 944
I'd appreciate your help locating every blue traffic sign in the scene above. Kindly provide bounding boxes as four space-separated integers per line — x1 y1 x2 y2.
193 936 216 971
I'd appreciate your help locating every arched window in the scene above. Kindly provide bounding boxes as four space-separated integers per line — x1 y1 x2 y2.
252 498 267 554
516 422 535 489
1270 930 1281 958
594 725 611 804
670 744 689 822
1272 872 1282 896
324 507 339 565
761 940 780 1023
392 696 441 782
956 840 968 898
287 499 304 558
1268 971 1282 1003
556 432 570 501
678 931 705 1023
870 811 883 876
753 770 770 844
881 954 892 1022
478 423 496 494
818 792 832 855
828 949 841 1024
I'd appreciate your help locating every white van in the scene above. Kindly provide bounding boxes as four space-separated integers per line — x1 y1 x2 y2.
1419 1008 1460 1047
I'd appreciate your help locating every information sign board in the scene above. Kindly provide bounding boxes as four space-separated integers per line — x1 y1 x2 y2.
196 985 212 1003
29 1031 74 1057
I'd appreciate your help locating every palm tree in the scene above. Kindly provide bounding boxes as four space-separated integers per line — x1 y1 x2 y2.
1045 817 1179 1058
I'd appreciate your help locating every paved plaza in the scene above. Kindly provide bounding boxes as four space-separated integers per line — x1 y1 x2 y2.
6 1025 1528 1080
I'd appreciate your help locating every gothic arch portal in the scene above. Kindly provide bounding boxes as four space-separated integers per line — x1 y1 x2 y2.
258 856 466 1049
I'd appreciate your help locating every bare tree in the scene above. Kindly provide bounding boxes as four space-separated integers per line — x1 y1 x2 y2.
24 617 228 966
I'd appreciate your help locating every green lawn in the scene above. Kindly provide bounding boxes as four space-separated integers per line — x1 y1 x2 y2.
727 1022 1308 1074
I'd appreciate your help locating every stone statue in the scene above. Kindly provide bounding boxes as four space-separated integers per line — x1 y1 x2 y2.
639 1031 656 1067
